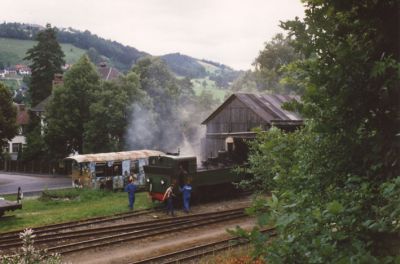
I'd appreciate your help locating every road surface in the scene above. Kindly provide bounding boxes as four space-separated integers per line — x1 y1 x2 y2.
0 172 71 196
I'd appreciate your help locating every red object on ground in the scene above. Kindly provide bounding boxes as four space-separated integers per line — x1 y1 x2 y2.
150 192 164 201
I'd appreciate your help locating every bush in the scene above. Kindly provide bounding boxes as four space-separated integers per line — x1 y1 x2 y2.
0 228 61 264
239 124 400 263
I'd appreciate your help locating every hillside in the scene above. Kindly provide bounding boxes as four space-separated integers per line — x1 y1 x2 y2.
0 37 86 66
0 22 242 100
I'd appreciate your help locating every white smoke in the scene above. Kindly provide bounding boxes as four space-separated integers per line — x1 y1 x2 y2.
125 103 159 150
125 100 206 161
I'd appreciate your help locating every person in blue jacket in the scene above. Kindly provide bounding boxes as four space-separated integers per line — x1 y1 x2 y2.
179 180 192 213
124 176 137 210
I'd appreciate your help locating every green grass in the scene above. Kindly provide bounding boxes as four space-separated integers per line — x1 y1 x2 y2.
0 188 152 233
0 38 86 65
192 77 228 102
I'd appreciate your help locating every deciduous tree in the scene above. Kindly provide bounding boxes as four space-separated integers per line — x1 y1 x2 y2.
253 33 301 94
84 72 145 153
243 0 400 262
45 55 100 158
0 83 17 149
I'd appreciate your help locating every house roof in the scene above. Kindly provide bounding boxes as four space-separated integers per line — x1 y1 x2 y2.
30 95 52 112
97 64 121 81
201 93 302 125
65 149 164 163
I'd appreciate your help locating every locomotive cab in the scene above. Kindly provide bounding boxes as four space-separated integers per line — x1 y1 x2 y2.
144 155 196 202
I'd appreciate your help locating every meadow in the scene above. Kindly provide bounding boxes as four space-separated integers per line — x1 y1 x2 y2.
0 188 153 233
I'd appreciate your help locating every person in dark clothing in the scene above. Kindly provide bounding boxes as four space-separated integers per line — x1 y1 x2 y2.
124 177 137 210
179 180 192 213
17 187 23 204
163 183 175 216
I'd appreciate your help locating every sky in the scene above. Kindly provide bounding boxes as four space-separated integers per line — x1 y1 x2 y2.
2 0 304 70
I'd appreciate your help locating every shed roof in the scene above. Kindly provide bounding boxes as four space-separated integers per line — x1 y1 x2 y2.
65 149 164 163
201 93 302 125
30 95 52 112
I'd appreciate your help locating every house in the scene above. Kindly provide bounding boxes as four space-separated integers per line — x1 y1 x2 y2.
3 104 30 160
201 93 303 162
97 62 121 81
15 64 31 75
4 67 17 76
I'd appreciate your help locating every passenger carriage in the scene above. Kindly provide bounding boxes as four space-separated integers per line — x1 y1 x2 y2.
64 150 164 190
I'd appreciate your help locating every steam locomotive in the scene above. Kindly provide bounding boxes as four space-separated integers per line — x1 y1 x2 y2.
144 151 248 203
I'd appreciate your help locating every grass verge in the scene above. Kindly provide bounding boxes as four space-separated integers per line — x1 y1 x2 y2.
0 188 152 234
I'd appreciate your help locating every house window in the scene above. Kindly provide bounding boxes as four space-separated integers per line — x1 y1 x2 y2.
12 143 21 153
3 144 10 153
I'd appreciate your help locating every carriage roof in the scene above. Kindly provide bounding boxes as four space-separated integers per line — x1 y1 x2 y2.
65 150 164 163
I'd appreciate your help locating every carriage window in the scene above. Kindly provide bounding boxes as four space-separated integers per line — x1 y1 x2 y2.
95 164 105 177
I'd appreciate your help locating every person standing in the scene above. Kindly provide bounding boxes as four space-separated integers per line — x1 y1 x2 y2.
179 180 192 213
17 187 23 204
163 183 175 216
124 177 137 210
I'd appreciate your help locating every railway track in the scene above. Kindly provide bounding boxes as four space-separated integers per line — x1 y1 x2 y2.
0 207 248 256
0 207 160 243
129 228 276 264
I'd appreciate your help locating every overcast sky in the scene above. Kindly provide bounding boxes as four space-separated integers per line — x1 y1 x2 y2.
3 0 304 70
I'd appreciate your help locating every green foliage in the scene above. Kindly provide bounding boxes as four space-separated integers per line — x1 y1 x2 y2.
0 82 17 147
0 228 61 264
24 24 65 107
230 71 259 93
84 72 145 153
130 57 184 151
254 33 302 94
22 116 48 161
45 55 100 158
241 0 400 262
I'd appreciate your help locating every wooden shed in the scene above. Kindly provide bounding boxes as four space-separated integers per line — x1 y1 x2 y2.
201 93 303 162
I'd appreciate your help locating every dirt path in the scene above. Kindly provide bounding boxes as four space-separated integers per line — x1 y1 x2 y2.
63 196 255 264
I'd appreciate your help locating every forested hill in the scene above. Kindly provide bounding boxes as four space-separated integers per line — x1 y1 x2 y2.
0 22 147 71
0 22 240 86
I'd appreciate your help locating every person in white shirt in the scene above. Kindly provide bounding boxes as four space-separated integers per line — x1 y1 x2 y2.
163 183 175 216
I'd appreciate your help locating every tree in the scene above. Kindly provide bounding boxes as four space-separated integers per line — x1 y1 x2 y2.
253 33 301 94
86 47 104 65
230 70 259 93
84 72 145 153
25 23 65 107
243 0 400 262
130 57 183 152
0 83 17 149
45 55 100 158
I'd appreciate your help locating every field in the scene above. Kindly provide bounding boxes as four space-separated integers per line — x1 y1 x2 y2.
197 60 220 74
192 77 228 102
0 37 86 65
0 188 153 233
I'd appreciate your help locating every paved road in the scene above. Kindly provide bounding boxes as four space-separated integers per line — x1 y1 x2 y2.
0 172 71 196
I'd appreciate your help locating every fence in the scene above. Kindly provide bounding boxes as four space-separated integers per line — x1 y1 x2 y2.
0 160 68 175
